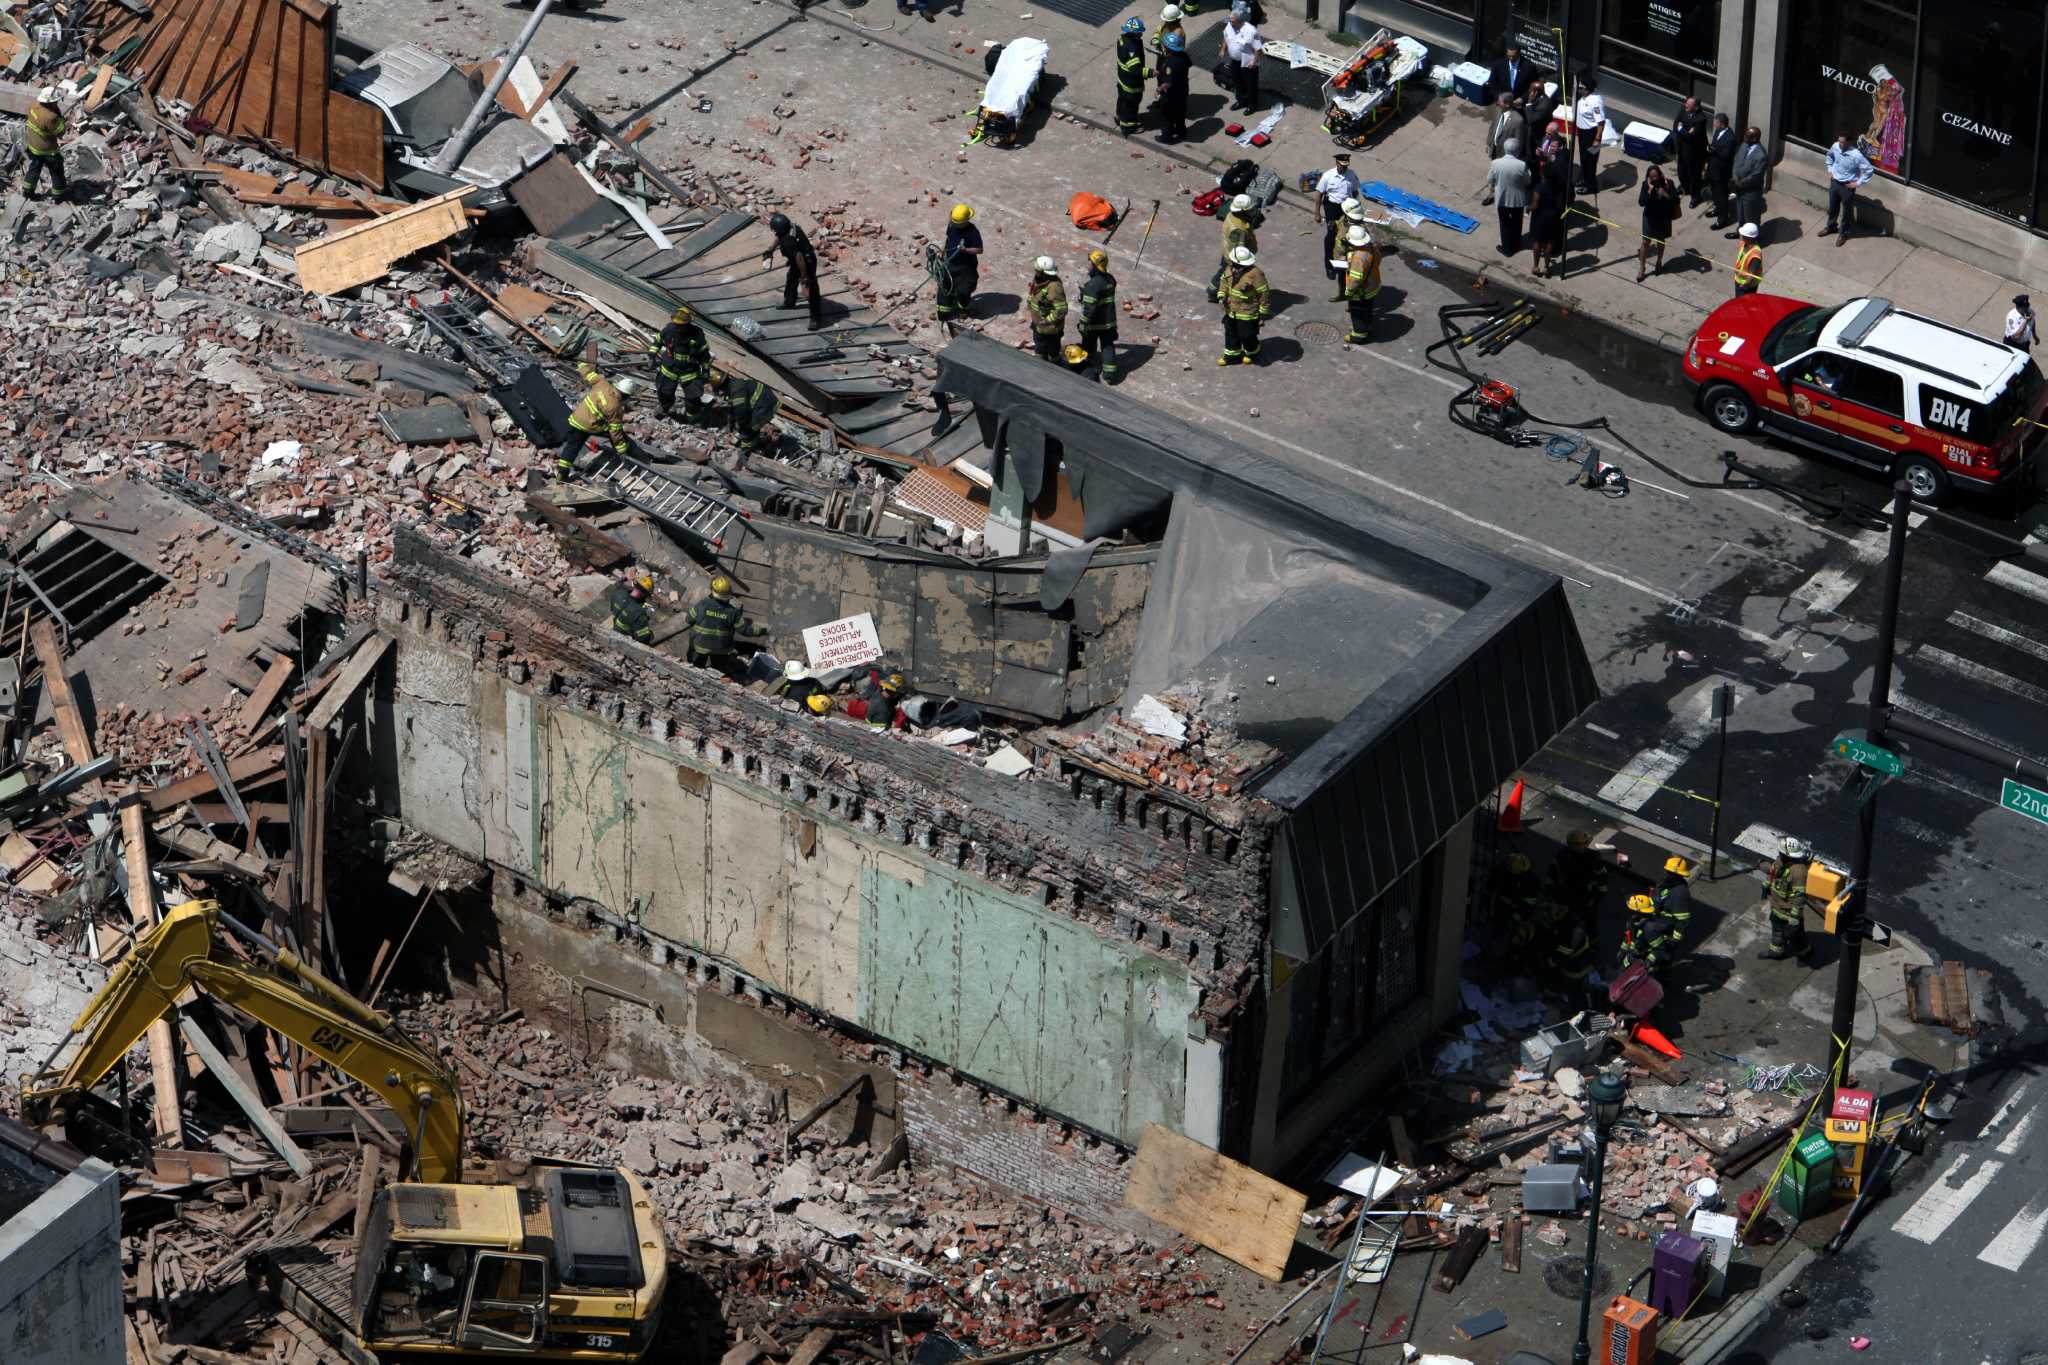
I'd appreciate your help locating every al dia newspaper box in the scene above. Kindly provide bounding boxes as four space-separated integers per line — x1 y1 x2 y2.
1828 1087 1877 1198
1602 1296 1661 1365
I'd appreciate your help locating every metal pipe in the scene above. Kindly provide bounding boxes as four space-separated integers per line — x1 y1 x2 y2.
1831 484 1912 1087
1883 710 2048 785
1572 1122 1615 1365
429 0 557 176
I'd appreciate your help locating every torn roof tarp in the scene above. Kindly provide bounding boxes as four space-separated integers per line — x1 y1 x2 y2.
933 334 1600 954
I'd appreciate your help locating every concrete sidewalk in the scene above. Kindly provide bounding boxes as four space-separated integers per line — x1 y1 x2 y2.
823 1 2035 356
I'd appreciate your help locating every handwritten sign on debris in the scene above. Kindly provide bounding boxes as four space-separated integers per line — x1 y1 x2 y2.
802 612 882 672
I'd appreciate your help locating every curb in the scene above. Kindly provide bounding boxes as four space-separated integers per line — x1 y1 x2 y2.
797 7 1697 363
1673 1242 1814 1363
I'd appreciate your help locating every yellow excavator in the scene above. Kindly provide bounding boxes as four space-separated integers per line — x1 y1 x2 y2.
21 899 668 1362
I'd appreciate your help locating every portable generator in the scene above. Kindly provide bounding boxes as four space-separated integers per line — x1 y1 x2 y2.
1602 1296 1661 1365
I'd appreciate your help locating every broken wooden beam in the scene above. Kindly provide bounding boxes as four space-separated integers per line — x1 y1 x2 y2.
177 1015 313 1177
294 187 477 296
28 617 95 766
560 90 735 212
522 493 633 571
1434 1226 1489 1293
120 797 184 1149
146 745 286 812
303 633 393 732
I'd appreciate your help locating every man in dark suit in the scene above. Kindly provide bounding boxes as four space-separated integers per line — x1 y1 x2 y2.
1488 42 1537 102
1705 112 1737 229
1672 96 1710 206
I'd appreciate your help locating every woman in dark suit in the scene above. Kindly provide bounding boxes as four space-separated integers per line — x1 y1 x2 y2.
1528 135 1571 277
1637 164 1679 281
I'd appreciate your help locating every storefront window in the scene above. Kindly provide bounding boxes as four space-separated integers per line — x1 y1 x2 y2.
1910 1 2043 223
1783 0 1918 177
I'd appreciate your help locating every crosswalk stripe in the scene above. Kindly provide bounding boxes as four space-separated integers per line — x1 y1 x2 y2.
1987 561 2048 608
1996 1107 2037 1157
1791 563 1865 615
1982 1083 2033 1144
1891 1154 2003 1243
1946 611 2048 665
1597 745 1690 811
1914 646 2048 707
1978 1194 2048 1271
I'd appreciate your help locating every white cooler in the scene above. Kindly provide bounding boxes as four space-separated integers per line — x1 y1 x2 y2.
1622 120 1672 161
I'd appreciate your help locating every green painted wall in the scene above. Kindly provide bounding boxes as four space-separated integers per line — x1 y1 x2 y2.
859 861 1194 1144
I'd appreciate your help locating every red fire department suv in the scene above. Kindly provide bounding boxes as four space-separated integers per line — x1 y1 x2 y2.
1682 294 2047 504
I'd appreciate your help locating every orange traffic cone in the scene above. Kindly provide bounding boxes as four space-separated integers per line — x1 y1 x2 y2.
1632 1021 1682 1059
1498 778 1526 834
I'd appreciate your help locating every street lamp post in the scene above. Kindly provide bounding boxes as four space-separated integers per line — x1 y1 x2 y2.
1572 1070 1629 1365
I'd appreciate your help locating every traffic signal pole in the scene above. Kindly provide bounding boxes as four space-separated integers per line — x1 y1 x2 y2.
1830 485 1912 1085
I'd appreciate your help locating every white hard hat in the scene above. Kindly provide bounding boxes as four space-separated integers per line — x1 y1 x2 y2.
614 377 639 396
784 660 810 681
1160 4 1182 20
1229 192 1254 214
1229 245 1256 267
1034 255 1057 274
1346 224 1372 247
1740 222 1760 239
1341 197 1366 221
1780 836 1809 859
37 86 57 104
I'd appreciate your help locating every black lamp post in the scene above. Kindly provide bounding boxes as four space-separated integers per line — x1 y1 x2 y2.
1571 1070 1629 1365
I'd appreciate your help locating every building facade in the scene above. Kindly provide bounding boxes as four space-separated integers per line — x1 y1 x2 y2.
1319 0 2048 276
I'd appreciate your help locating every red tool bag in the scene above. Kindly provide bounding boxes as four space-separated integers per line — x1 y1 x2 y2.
1191 188 1226 216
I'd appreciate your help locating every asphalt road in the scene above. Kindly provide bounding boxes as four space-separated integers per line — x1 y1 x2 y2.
340 2 2048 1356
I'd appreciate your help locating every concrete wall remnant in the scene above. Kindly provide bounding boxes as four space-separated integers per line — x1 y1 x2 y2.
0 1119 123 1365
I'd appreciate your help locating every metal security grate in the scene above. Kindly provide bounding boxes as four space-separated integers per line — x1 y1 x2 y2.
1025 0 1126 26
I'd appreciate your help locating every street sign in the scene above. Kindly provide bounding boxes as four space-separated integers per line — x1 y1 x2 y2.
2001 778 2048 828
1833 734 1905 778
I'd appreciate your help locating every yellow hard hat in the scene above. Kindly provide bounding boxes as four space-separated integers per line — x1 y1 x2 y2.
1664 855 1692 877
1088 248 1110 269
1506 853 1530 875
951 202 974 224
671 305 693 324
1628 893 1655 914
1064 344 1088 365
883 671 906 693
805 693 832 716
710 575 733 596
1567 829 1592 849
635 573 654 591
704 367 727 386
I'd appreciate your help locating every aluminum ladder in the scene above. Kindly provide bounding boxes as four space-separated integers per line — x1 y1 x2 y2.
418 298 535 386
581 450 750 550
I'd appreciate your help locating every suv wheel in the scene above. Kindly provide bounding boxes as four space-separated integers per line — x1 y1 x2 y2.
1702 383 1757 435
1896 455 1950 505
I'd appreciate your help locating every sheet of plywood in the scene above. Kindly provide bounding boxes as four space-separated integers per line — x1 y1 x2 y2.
1124 1124 1306 1282
295 186 474 295
325 91 386 187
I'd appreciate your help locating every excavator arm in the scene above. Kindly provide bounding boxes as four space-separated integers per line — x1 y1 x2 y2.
22 900 467 1183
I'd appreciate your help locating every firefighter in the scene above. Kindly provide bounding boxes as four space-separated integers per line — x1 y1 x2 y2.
765 212 824 329
1027 257 1068 364
1218 245 1269 366
557 362 628 479
855 668 908 731
649 305 712 422
686 575 761 676
22 87 67 200
1655 855 1696 951
1208 192 1262 302
1154 30 1190 144
1076 249 1121 384
1114 17 1148 136
1340 224 1383 346
1757 836 1811 961
1548 900 1594 991
1494 852 1545 951
609 574 655 643
776 660 828 709
1618 892 1680 977
707 368 780 455
1152 5 1186 61
1547 829 1609 938
937 203 983 322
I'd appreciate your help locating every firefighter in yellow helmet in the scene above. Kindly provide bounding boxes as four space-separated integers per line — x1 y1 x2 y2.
609 572 655 643
23 86 67 200
1617 892 1681 977
686 574 763 678
854 666 909 731
938 203 982 323
1027 257 1068 364
1218 245 1269 366
705 367 781 455
1076 249 1121 384
559 361 628 479
1654 854 1695 952
649 304 713 423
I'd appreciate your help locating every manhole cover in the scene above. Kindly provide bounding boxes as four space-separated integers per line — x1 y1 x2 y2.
1543 1257 1612 1301
1294 320 1341 348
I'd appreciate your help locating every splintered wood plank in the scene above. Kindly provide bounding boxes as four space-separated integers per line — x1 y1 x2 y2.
303 632 392 730
1124 1124 1306 1282
28 617 95 765
295 188 475 294
237 655 297 730
120 799 184 1148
